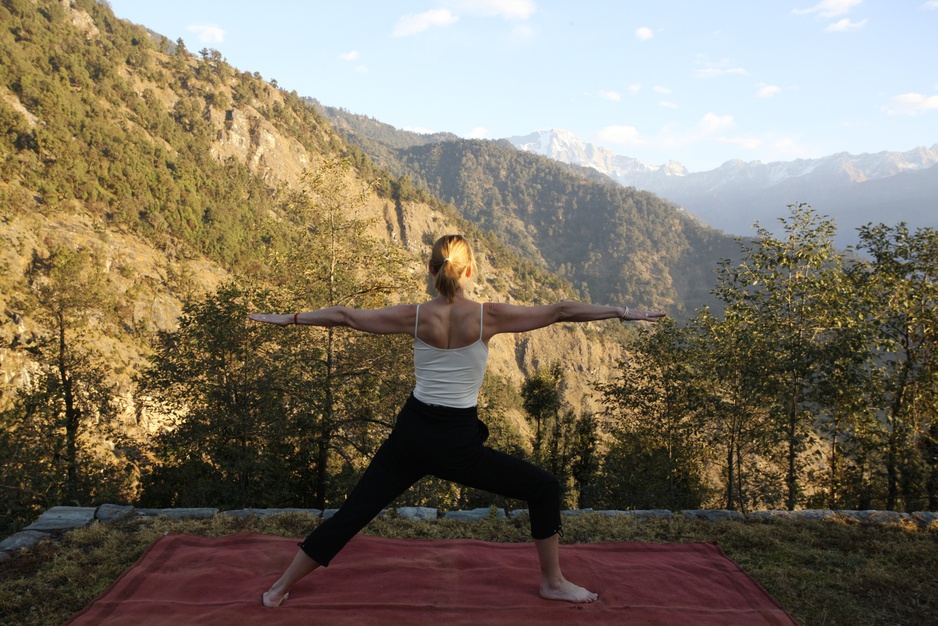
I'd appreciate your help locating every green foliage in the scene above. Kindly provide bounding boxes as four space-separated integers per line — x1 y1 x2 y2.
1 245 136 534
598 319 708 510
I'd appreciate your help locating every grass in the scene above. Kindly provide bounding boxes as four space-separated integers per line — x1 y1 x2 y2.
1 512 935 625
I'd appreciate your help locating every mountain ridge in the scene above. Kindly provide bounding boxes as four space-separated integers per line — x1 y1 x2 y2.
507 129 938 244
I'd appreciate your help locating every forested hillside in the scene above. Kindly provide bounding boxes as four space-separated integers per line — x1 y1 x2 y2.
318 105 742 317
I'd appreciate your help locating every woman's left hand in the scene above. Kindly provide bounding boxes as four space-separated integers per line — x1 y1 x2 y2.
623 310 667 323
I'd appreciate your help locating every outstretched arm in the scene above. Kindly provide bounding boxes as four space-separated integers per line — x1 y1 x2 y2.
249 304 417 335
485 301 665 338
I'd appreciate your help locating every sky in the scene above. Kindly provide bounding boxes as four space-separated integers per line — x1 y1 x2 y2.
106 0 938 173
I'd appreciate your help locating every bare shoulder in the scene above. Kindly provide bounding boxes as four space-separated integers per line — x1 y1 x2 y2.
483 301 559 337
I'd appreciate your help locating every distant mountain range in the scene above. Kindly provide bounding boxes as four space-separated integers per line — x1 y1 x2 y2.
507 129 938 247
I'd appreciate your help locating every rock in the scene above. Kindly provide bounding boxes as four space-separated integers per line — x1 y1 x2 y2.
395 507 438 521
443 508 506 522
789 509 837 521
912 511 938 525
322 509 340 520
681 509 744 522
561 508 593 516
135 507 218 519
96 504 135 523
0 530 49 552
222 508 322 518
25 506 97 532
748 510 793 520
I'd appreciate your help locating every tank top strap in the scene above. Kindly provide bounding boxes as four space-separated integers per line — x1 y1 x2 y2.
479 302 484 340
414 304 420 339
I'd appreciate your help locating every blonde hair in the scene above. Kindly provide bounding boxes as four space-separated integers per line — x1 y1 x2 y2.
429 235 475 302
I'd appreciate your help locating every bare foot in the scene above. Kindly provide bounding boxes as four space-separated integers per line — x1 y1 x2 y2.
261 591 288 608
540 579 598 603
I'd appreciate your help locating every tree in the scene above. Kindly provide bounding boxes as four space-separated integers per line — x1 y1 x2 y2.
712 203 849 510
1 245 132 533
598 320 707 510
852 223 938 510
138 283 301 508
271 157 417 508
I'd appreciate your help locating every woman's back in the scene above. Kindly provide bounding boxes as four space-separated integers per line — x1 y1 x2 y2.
413 297 486 350
413 298 488 409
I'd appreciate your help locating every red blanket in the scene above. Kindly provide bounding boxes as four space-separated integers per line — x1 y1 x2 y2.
67 533 797 625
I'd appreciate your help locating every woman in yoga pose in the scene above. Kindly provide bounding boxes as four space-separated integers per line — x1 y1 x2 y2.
249 234 665 607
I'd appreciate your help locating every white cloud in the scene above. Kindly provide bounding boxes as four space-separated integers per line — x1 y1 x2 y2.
695 66 747 79
652 85 671 94
792 0 862 18
339 51 359 61
757 85 782 98
923 0 938 8
596 125 646 145
355 65 368 74
635 26 654 41
628 84 642 95
187 24 225 43
658 100 679 109
700 112 734 133
466 126 490 138
694 56 747 79
884 92 938 115
451 0 536 20
825 17 868 31
599 90 621 101
393 9 459 37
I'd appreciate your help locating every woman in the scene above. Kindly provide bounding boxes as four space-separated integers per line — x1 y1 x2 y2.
250 234 665 607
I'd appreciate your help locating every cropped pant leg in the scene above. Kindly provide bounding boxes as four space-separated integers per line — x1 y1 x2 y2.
433 445 563 540
297 440 422 567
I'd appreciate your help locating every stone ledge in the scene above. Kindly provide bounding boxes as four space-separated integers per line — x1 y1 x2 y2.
2 504 935 560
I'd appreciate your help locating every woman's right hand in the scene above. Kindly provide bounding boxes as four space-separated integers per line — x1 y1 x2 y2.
248 313 294 326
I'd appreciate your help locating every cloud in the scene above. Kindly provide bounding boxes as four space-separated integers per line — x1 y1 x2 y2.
466 126 490 138
694 56 747 79
393 9 459 37
658 100 679 109
598 90 621 101
695 66 747 79
700 113 734 133
652 85 671 94
923 0 938 8
596 125 646 145
884 92 938 115
628 84 642 95
451 0 536 20
825 17 868 31
757 85 782 98
339 51 360 61
635 26 654 41
187 24 225 43
792 0 862 18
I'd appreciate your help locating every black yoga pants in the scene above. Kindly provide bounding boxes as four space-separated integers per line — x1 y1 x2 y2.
298 394 562 566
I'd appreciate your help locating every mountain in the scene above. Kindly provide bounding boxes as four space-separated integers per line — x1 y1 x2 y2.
508 129 938 246
317 106 742 318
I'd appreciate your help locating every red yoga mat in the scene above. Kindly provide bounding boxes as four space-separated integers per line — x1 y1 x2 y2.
67 532 798 625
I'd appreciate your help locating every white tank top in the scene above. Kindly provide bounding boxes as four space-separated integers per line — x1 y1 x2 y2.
412 303 489 408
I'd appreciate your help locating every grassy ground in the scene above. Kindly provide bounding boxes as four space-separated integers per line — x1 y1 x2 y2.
1 512 935 625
